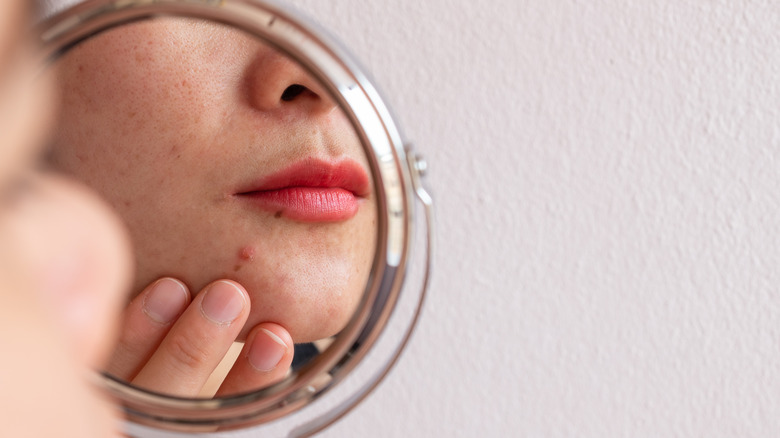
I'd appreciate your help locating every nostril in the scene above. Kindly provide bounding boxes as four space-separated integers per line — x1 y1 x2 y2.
280 84 307 102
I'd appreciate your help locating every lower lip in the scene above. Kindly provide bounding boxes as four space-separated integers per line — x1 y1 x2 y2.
240 187 360 222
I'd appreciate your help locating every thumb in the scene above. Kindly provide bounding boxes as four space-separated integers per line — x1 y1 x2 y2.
5 174 132 368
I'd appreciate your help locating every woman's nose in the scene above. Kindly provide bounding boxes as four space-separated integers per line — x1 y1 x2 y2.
245 49 337 114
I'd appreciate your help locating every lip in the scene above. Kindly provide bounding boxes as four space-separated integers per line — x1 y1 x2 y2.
235 158 370 222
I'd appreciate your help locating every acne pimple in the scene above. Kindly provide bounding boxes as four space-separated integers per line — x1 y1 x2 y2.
239 246 255 262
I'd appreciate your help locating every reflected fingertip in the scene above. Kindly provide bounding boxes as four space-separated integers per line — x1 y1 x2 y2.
248 327 288 372
142 277 189 324
259 327 287 348
200 280 248 324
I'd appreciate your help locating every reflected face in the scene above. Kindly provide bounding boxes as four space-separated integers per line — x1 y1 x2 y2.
49 19 377 343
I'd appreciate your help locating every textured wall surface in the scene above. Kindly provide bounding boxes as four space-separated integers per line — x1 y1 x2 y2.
287 0 780 437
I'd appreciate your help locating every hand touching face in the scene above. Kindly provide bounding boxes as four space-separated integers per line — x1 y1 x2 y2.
49 18 377 344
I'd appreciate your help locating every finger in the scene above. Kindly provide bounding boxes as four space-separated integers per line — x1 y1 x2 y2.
215 323 294 397
131 280 249 397
4 174 132 369
105 277 190 380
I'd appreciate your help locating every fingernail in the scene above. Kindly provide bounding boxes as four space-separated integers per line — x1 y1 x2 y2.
248 328 287 371
143 278 188 324
200 281 246 324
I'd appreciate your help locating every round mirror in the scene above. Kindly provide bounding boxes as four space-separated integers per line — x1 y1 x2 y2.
37 0 431 435
49 15 376 399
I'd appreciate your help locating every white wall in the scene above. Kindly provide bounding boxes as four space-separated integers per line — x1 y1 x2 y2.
288 0 780 437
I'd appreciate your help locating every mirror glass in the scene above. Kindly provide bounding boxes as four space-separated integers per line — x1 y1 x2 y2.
45 16 378 398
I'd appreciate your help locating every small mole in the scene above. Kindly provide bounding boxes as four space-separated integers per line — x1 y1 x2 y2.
274 211 283 218
233 264 242 272
239 246 256 262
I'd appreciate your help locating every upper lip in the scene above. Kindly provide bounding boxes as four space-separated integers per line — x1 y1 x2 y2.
235 157 371 197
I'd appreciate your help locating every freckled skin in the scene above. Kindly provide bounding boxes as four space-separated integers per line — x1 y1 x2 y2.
48 18 377 343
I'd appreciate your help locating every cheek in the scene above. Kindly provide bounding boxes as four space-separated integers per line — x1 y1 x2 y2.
50 25 235 180
241 247 365 342
50 57 230 219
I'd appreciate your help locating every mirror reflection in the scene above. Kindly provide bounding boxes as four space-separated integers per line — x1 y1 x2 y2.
46 17 377 398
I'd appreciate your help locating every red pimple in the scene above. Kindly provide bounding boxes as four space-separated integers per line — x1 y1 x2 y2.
239 246 256 261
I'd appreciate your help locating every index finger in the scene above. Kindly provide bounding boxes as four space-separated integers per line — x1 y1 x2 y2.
131 280 250 397
105 277 190 380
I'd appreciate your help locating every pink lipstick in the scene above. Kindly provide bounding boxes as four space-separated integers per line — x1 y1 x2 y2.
235 158 370 222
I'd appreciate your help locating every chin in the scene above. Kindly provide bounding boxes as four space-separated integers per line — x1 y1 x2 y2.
239 298 358 344
229 254 367 343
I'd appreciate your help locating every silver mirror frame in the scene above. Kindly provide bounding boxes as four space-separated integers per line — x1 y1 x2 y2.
37 0 432 435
